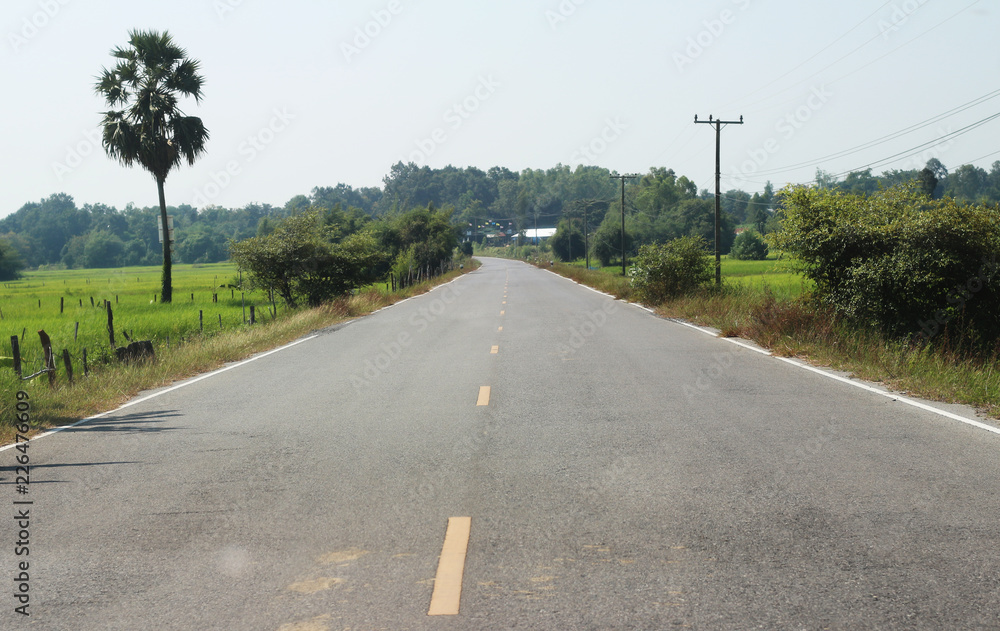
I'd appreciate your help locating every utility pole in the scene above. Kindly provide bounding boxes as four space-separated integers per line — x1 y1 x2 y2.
610 174 638 275
571 199 602 270
694 114 743 286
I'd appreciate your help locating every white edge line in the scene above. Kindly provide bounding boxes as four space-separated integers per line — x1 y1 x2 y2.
666 317 1000 437
1 334 319 451
371 272 470 314
9 271 476 447
523 262 995 437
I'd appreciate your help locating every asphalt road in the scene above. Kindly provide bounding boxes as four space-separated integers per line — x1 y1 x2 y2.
2 257 999 630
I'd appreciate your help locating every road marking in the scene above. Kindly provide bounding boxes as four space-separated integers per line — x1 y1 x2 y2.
477 386 491 406
498 326 503 332
502 301 507 305
490 345 499 354
428 517 472 616
669 318 1000 437
500 310 505 316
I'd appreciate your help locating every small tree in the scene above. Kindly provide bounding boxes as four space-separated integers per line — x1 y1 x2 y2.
629 236 713 304
549 219 584 262
230 212 387 307
730 229 768 260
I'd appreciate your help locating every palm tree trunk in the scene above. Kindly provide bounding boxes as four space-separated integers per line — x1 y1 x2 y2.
157 177 172 303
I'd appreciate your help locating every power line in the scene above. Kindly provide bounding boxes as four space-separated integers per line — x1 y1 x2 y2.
725 0 894 110
746 88 1000 178
826 110 1000 179
736 0 980 114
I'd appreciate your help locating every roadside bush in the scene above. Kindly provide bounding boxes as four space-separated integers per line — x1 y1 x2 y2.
629 236 713 304
771 184 1000 344
230 212 388 307
730 229 768 260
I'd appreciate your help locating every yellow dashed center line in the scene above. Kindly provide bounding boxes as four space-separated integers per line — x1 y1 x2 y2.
477 386 491 406
428 517 472 616
490 345 499 354
498 326 503 332
500 310 505 316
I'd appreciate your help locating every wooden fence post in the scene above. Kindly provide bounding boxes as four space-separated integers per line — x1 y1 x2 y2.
199 310 203 333
82 348 88 376
62 349 73 384
10 336 21 377
106 302 115 349
249 305 256 325
38 330 56 389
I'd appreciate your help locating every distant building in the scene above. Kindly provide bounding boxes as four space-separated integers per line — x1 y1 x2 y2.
524 228 557 243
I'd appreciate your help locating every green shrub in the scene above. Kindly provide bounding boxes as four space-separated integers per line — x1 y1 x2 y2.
771 184 1000 344
629 236 713 304
730 229 768 260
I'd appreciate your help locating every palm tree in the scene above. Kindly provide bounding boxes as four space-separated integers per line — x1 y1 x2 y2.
95 29 209 303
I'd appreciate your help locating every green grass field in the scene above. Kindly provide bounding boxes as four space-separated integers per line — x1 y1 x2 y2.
1 263 272 386
555 255 813 298
717 257 813 298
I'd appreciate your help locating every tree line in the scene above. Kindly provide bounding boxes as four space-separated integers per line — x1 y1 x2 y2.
1 157 996 280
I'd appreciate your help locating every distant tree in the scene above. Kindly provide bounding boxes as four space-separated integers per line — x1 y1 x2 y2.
747 207 770 234
95 29 209 302
926 158 948 181
730 230 768 260
83 231 125 268
591 216 633 268
0 238 25 280
549 218 585 262
917 167 938 199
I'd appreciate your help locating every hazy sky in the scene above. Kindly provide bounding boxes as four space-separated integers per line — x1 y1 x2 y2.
2 0 997 219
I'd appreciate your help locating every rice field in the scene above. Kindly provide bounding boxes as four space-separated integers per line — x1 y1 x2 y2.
718 256 813 298
1 263 271 386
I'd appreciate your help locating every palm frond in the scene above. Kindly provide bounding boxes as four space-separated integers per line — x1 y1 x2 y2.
96 29 208 181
